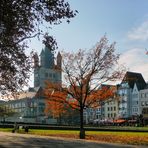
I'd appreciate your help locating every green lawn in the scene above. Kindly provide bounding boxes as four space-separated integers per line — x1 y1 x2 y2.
0 128 13 132
29 129 79 135
0 128 148 145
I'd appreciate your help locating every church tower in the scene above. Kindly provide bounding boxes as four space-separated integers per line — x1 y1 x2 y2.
34 46 62 88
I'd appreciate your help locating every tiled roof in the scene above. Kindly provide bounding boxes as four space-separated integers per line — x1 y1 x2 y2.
122 71 146 90
16 92 36 99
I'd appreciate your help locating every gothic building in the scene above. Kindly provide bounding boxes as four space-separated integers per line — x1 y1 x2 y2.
34 46 62 88
0 46 62 124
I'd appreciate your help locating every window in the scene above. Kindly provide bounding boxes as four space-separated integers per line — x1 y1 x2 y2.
133 108 135 112
133 108 138 112
133 101 138 105
132 94 138 98
141 93 145 98
49 73 52 78
53 74 56 78
11 104 14 109
141 102 145 106
114 106 116 111
22 102 25 107
108 107 110 111
15 103 18 108
45 72 48 77
34 102 37 107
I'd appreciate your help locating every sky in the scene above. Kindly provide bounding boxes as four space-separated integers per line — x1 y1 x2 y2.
28 0 148 87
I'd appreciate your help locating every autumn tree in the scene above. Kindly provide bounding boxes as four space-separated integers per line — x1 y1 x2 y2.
45 96 68 124
44 36 125 139
0 0 77 95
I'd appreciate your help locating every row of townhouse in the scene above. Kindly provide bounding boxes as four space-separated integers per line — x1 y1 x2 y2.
84 71 148 124
0 71 148 125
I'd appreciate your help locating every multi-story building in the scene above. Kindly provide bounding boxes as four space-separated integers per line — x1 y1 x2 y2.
139 88 148 120
91 72 147 124
118 71 146 119
131 83 140 116
83 107 101 124
103 98 118 121
1 45 62 124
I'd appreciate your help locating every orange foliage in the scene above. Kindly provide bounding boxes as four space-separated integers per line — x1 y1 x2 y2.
85 85 116 108
44 82 68 118
45 100 67 118
44 80 116 118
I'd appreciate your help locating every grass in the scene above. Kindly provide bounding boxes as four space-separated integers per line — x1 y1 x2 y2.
86 131 148 145
0 128 148 145
94 126 148 130
21 129 148 145
0 128 13 132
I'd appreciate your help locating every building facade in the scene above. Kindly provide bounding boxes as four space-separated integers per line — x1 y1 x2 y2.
85 72 148 124
117 71 146 119
1 46 62 124
103 98 118 121
139 88 148 120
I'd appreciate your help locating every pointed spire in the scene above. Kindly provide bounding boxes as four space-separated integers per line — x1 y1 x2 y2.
33 52 39 68
40 48 45 55
57 52 62 69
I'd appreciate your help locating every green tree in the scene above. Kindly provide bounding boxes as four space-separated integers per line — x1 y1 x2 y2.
0 0 77 95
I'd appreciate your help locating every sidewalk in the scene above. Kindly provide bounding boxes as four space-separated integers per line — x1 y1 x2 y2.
0 132 146 148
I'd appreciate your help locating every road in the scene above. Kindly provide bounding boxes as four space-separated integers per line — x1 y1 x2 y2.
0 131 146 148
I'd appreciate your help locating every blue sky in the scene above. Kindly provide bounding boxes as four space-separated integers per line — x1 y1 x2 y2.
28 0 148 87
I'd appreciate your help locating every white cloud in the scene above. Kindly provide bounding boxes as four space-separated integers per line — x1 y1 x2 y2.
127 21 148 41
119 48 148 82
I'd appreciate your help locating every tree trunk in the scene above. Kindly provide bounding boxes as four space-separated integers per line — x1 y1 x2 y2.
79 108 85 139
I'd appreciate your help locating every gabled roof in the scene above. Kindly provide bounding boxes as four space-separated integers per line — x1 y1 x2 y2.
122 71 146 90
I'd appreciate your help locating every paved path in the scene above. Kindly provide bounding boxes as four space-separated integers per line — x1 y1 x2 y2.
0 132 146 148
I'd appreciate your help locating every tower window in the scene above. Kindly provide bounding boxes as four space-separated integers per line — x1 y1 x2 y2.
49 73 52 78
45 73 48 77
53 74 56 78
